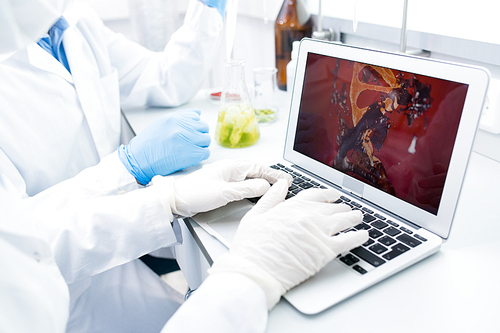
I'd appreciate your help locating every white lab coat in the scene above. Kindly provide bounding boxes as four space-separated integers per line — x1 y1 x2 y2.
0 172 69 333
3 145 187 331
0 0 222 196
0 161 268 332
0 218 69 333
0 0 249 331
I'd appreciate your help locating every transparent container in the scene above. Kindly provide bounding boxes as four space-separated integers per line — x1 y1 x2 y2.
253 67 279 124
215 59 260 148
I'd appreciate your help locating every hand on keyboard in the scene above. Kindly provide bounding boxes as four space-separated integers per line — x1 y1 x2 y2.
247 163 327 203
209 179 368 309
151 159 293 218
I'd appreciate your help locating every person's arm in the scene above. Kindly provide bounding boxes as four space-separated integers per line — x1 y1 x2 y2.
28 152 139 201
26 159 291 285
162 273 268 333
101 0 223 108
162 180 368 332
24 152 175 284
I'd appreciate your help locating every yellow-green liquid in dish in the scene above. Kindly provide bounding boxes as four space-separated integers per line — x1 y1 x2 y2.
255 108 278 123
215 103 260 148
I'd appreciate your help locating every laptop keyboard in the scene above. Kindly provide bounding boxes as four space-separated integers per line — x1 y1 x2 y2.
250 163 429 275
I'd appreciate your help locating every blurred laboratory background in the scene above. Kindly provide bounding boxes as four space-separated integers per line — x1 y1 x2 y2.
80 0 499 82
80 0 500 161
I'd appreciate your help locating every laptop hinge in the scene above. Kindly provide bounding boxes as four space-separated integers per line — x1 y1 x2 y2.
349 191 363 199
341 175 364 198
292 165 342 191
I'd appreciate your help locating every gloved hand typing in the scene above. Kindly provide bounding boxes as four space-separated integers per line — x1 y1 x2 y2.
208 179 369 309
151 159 293 219
118 109 210 185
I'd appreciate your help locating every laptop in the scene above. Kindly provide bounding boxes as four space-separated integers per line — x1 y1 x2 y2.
189 38 490 314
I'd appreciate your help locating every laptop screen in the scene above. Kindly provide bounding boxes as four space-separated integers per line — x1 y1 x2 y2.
293 52 469 215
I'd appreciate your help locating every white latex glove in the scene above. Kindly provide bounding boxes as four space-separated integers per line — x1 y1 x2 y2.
151 159 292 219
209 179 369 309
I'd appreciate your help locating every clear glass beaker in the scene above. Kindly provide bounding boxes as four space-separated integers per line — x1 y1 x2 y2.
253 67 279 124
214 59 260 148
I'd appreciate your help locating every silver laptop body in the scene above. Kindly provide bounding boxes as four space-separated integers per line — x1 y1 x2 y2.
192 38 490 314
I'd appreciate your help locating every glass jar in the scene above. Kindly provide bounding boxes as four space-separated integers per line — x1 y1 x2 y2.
253 67 279 124
214 59 260 148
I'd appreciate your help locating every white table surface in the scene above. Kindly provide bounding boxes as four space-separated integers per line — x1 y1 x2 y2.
123 90 500 332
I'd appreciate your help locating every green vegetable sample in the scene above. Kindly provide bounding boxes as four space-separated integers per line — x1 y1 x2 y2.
215 103 260 148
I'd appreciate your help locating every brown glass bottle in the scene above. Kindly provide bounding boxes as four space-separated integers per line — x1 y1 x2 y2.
275 0 312 91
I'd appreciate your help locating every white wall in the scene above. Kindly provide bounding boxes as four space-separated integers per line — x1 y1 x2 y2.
308 0 500 45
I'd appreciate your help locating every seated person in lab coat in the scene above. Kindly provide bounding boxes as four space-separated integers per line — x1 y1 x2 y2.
26 158 300 332
2 156 367 333
0 0 275 331
0 0 223 198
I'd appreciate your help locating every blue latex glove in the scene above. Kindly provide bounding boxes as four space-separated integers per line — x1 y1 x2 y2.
118 109 211 185
200 0 228 18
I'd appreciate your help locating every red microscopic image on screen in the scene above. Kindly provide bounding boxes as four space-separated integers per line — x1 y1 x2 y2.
293 53 469 215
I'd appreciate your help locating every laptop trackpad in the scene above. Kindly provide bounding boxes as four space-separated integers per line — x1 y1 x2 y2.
284 259 361 315
195 200 253 246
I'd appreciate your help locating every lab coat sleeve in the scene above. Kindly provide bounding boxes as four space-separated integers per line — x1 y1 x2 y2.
101 0 223 108
24 152 180 285
161 272 269 333
24 151 139 202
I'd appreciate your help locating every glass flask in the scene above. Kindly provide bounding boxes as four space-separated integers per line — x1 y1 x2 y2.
215 59 260 148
